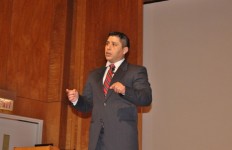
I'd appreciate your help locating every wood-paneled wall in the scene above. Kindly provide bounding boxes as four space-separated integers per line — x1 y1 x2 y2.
0 0 143 149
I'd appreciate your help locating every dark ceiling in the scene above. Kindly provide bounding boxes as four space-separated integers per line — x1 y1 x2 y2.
143 0 168 4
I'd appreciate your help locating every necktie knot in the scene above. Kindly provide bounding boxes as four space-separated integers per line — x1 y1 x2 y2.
109 64 115 71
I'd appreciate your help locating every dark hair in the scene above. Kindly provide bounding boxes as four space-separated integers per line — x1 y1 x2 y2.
108 31 130 48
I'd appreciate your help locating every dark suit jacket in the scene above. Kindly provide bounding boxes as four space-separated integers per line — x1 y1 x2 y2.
73 60 152 150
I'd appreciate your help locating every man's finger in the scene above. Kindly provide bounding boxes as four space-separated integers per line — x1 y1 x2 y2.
110 84 115 89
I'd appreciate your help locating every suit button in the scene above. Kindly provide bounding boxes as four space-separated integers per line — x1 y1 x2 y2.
100 119 104 128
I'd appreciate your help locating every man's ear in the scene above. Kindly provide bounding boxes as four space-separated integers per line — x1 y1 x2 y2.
123 47 129 55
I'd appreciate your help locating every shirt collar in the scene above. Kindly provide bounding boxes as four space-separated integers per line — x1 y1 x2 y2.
105 58 125 72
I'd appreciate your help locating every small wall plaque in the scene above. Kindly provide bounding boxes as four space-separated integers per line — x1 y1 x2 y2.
0 89 16 111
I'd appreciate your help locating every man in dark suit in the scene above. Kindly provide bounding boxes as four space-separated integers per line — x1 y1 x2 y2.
66 31 152 150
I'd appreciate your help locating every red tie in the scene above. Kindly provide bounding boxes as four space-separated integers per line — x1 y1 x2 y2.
103 64 115 96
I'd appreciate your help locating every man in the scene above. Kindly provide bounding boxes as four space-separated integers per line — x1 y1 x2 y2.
66 31 152 150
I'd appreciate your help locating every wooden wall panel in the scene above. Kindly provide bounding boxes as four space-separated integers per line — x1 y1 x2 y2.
12 98 46 118
7 0 52 100
85 0 143 67
0 0 71 148
0 0 13 89
0 0 143 149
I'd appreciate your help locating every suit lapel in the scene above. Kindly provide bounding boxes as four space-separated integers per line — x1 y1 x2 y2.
111 61 128 83
95 66 107 98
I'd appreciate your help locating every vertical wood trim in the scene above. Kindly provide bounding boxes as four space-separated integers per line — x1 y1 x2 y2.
74 0 89 147
138 0 143 65
47 0 67 103
136 0 144 149
65 0 88 149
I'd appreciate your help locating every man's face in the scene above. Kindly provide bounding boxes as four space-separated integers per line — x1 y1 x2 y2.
105 36 128 63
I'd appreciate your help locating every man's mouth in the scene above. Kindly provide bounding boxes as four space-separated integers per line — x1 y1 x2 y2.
105 52 111 56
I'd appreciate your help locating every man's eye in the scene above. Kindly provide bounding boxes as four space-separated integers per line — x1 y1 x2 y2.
112 43 117 46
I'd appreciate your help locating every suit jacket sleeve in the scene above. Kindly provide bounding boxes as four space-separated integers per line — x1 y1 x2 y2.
122 66 152 106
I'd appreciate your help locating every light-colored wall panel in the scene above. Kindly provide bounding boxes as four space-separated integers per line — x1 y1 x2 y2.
143 0 232 150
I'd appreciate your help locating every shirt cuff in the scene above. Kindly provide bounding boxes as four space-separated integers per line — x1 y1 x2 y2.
72 99 78 106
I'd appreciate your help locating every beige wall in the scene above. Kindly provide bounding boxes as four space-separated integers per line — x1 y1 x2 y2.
143 0 232 150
